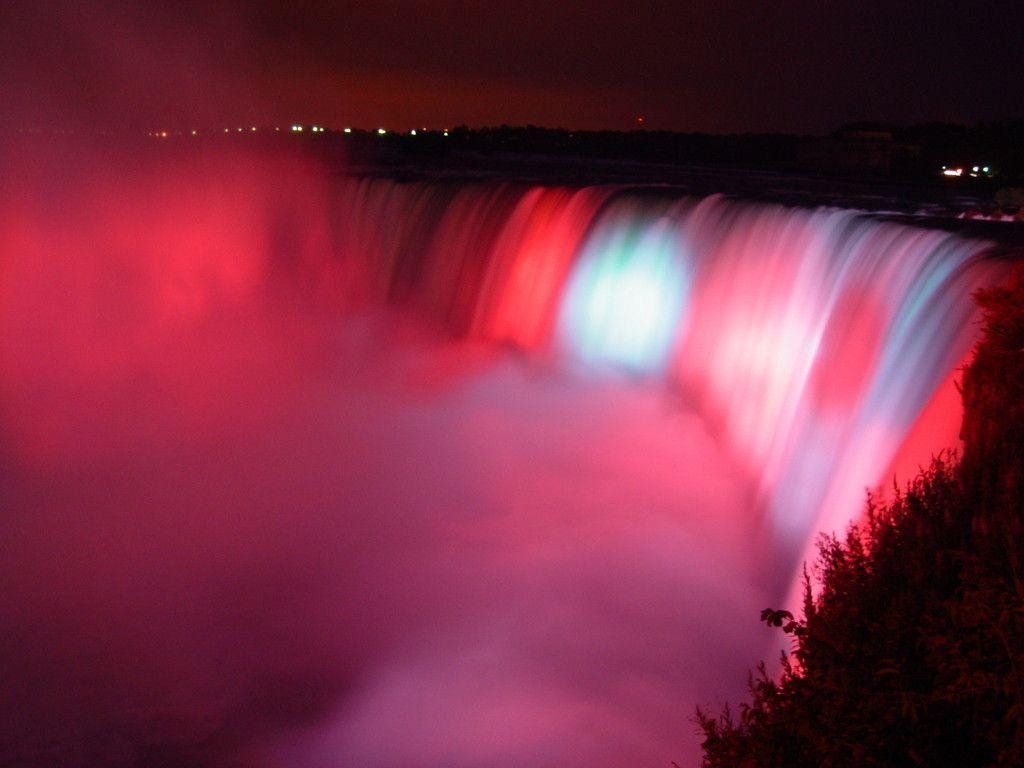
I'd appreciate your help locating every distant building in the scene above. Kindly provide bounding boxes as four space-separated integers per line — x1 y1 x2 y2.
798 123 919 174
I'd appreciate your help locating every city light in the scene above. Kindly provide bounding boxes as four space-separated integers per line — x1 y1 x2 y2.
343 127 352 134
377 127 387 135
941 164 994 179
410 129 417 136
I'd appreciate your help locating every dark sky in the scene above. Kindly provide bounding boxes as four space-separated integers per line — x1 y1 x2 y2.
3 0 1023 134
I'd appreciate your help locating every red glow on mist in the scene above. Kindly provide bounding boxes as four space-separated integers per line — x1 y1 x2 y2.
0 137 1005 768
475 188 609 350
0 143 337 464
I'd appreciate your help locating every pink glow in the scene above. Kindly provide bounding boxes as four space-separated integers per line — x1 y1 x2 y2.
472 187 612 350
0 139 1007 767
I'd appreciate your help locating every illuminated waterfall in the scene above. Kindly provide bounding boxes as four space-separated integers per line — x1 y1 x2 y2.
1 154 1012 767
332 178 1006 563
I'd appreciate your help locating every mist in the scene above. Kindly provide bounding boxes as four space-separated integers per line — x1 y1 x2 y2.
0 142 787 766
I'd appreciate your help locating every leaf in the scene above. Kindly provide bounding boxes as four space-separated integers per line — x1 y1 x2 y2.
760 608 794 628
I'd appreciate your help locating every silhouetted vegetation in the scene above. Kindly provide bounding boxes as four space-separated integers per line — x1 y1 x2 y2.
112 120 1024 194
697 266 1024 767
368 121 1024 182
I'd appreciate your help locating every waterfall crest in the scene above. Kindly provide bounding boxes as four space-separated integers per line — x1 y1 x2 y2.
331 178 1005 562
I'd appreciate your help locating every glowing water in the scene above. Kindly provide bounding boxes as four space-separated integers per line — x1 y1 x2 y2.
331 178 1003 559
0 151 1007 767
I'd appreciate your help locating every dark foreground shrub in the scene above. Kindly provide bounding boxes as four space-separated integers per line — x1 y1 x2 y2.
697 266 1024 767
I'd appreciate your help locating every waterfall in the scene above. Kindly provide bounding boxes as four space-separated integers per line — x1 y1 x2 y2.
330 177 1005 567
0 153 1009 767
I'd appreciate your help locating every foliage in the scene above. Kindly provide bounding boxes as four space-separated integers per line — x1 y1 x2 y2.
994 188 1024 213
696 267 1024 767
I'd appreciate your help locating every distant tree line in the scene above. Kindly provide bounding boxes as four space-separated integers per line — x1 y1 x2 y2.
438 125 800 167
354 121 1024 182
696 266 1024 767
898 121 1024 181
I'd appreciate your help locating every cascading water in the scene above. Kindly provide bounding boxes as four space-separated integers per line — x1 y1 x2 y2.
331 177 1004 572
0 151 1008 767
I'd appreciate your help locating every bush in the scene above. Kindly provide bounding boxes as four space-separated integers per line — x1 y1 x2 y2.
697 267 1024 767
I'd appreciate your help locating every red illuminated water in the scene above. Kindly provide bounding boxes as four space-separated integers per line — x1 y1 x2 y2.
0 145 1007 766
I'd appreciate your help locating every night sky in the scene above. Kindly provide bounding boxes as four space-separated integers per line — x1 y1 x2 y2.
3 0 1023 134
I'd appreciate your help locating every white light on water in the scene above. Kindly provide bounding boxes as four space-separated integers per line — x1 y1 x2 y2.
559 212 689 374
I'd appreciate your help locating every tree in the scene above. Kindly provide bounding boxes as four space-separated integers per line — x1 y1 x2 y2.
697 266 1024 767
